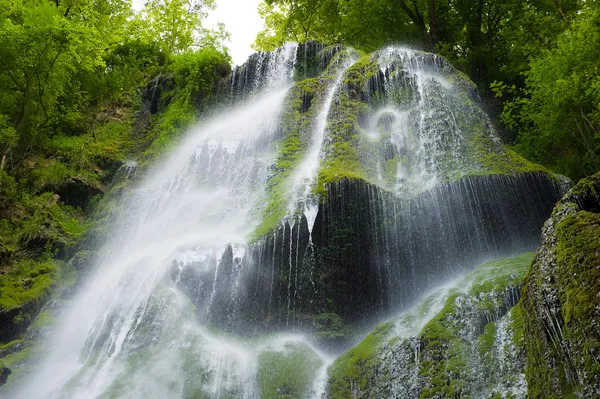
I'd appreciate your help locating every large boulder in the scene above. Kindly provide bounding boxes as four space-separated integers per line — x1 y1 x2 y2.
521 171 600 398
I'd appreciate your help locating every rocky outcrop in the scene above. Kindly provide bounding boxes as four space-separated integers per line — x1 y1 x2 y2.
219 42 343 102
521 171 600 398
326 254 533 398
0 366 10 386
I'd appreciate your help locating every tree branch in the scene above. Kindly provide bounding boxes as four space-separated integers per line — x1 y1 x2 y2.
551 0 570 25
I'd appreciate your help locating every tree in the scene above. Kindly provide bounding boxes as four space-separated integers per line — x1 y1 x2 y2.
134 0 216 54
495 6 600 180
253 0 584 88
0 0 108 164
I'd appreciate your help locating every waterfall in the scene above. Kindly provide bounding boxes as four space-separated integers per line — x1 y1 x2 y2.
5 44 566 399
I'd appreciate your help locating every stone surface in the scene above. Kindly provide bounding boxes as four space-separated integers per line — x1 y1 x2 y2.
521 171 600 398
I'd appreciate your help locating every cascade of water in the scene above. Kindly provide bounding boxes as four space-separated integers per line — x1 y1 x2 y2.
228 42 298 99
8 47 301 399
365 47 493 197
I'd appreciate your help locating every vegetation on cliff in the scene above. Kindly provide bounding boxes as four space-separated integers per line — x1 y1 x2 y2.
0 0 599 396
0 0 230 351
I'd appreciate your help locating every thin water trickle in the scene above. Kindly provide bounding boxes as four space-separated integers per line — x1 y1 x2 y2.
287 54 359 221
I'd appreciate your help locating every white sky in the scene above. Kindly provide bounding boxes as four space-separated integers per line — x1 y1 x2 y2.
205 0 265 66
131 0 265 66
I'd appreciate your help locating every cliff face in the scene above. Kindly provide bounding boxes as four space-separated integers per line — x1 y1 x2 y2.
180 172 561 338
325 173 600 399
521 172 600 398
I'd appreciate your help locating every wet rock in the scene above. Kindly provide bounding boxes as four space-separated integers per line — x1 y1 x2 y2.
521 171 600 398
0 366 11 386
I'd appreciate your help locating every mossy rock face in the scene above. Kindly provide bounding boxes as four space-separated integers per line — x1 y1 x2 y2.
521 171 600 398
326 253 533 399
0 260 56 342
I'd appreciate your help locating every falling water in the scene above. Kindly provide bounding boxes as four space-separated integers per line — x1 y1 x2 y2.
7 44 332 399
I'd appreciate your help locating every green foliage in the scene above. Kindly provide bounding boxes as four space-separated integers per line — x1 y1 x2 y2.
141 97 196 161
254 0 423 52
172 47 232 109
0 0 230 345
498 6 600 180
0 178 88 263
133 0 216 54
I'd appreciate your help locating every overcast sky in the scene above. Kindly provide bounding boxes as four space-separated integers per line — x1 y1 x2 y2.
204 0 264 66
132 0 265 67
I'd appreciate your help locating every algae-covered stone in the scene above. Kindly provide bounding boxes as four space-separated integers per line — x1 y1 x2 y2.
257 341 322 399
0 259 56 342
326 253 533 399
521 171 600 398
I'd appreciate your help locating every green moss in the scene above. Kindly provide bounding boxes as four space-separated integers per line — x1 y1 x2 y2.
252 130 307 239
510 303 525 351
466 252 534 297
418 331 469 399
324 253 534 398
313 313 353 343
0 339 23 352
296 77 325 95
141 97 196 162
343 55 378 85
326 321 393 398
454 134 552 181
569 173 600 198
415 253 532 399
479 322 497 355
522 172 600 398
315 78 371 197
257 342 323 399
384 156 399 187
0 342 43 383
0 259 56 313
315 156 367 196
31 309 54 329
